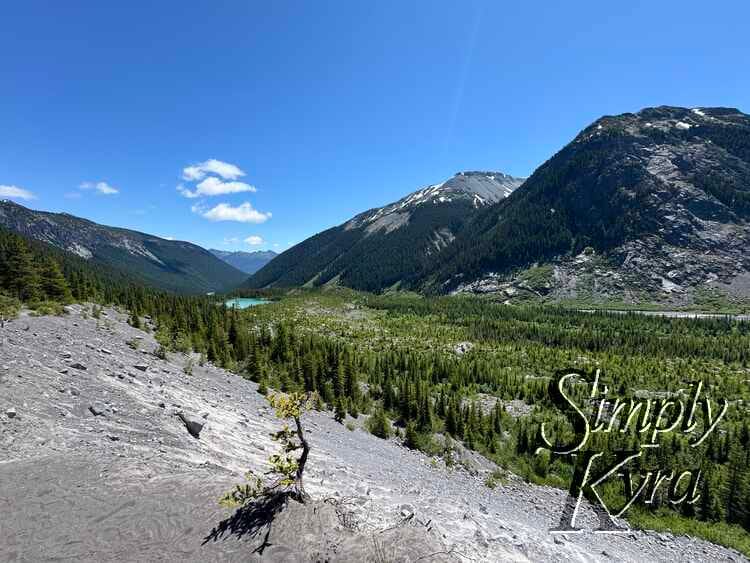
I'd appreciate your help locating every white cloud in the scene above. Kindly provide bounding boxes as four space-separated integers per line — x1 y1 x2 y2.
96 182 119 195
177 176 256 198
193 202 271 224
244 235 264 246
0 185 36 200
80 181 119 195
182 159 245 181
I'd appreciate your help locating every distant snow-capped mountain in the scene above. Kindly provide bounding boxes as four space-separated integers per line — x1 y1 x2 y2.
344 171 523 234
245 171 524 292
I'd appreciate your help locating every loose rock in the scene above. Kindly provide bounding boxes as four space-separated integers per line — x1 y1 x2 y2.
177 411 205 439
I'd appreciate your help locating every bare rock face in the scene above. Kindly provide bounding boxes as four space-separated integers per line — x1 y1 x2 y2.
447 107 750 303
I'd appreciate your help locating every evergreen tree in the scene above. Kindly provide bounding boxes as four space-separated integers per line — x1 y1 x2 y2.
367 407 391 439
334 398 346 423
4 235 40 301
404 422 421 450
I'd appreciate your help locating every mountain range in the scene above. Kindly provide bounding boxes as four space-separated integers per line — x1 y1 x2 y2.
250 106 750 304
3 105 749 304
0 201 246 294
209 249 277 274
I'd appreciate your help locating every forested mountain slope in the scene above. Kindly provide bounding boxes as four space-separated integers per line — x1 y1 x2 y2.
420 107 750 301
0 201 246 294
245 171 523 292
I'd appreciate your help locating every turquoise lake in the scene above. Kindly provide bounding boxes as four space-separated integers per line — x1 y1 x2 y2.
224 297 271 309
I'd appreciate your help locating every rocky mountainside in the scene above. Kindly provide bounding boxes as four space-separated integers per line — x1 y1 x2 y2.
419 106 750 303
246 171 524 292
249 106 750 304
1 307 743 561
210 249 277 274
0 201 247 294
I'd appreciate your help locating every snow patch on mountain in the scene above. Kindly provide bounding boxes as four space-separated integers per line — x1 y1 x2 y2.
345 171 524 235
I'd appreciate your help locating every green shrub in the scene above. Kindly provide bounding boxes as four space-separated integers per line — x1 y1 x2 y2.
174 331 192 353
366 408 391 439
484 469 508 489
0 294 21 322
29 300 66 316
629 507 750 559
403 422 424 450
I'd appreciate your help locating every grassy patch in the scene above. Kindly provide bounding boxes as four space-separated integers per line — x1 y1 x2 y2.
629 507 750 558
484 469 509 489
518 265 554 293
29 300 67 316
689 286 750 314
0 294 21 320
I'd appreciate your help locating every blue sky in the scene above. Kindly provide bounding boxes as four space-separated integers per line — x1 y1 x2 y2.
1 1 749 252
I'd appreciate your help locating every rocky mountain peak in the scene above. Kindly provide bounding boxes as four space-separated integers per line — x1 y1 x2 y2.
576 105 748 143
434 170 525 205
344 170 524 233
395 170 525 210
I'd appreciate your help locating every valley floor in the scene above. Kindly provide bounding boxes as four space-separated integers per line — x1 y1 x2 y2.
0 306 745 562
